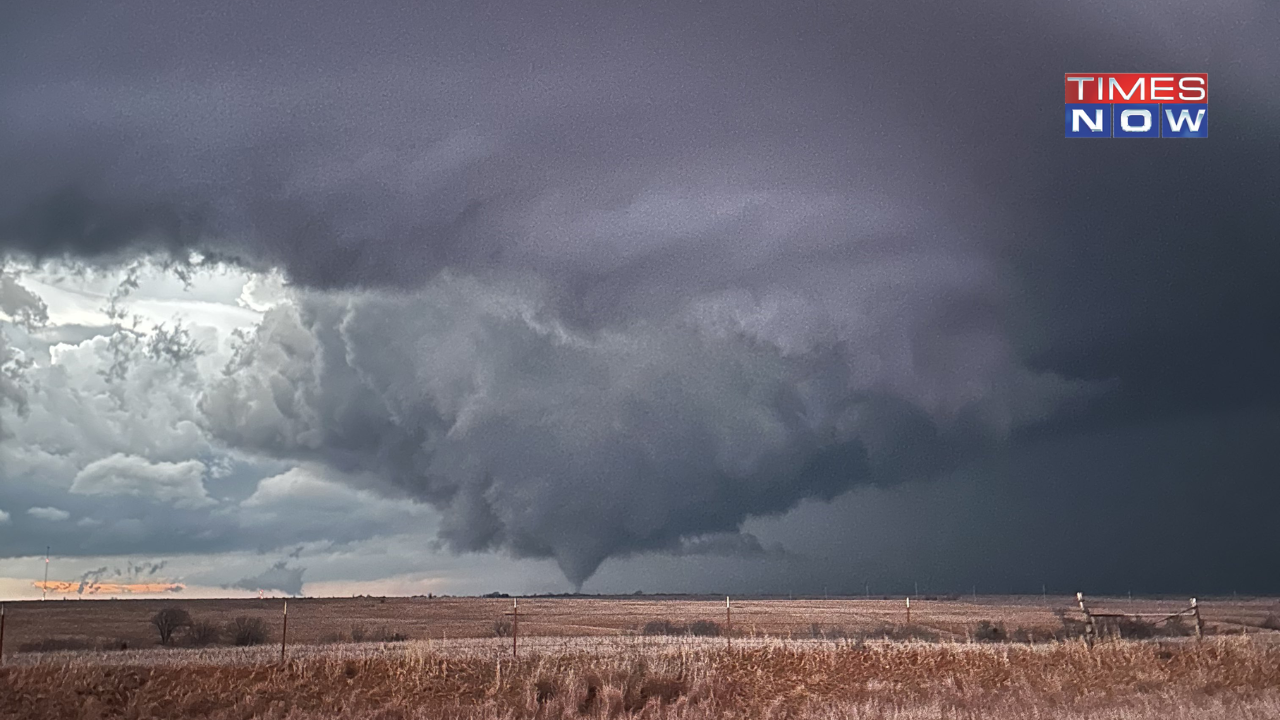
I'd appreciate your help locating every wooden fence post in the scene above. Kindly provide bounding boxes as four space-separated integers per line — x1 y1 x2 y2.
1191 598 1203 639
1077 592 1095 648
280 600 288 664
725 596 731 650
512 599 519 659
905 596 911 625
1 603 6 665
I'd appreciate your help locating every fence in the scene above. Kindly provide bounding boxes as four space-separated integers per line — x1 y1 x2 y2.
1075 592 1203 647
3 593 1272 664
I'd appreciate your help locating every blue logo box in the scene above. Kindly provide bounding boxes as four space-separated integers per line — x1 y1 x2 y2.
1065 103 1206 138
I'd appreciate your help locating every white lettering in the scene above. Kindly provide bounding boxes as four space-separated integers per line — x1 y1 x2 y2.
1073 108 1104 133
1164 107 1205 133
1150 77 1174 100
1067 76 1094 101
1120 109 1152 132
1178 77 1206 101
1109 77 1144 101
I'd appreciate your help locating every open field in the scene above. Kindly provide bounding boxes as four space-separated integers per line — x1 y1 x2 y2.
1 595 1279 651
3 636 1280 719
2 596 1279 718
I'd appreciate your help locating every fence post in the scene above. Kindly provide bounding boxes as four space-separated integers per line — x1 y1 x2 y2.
726 596 731 650
280 600 288 664
1 603 6 665
1191 598 1203 639
1077 592 1095 648
905 596 911 625
512 599 519 659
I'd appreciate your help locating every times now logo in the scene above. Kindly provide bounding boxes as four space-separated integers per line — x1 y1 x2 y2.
1065 73 1207 138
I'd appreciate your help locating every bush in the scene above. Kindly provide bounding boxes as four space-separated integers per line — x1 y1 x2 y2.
1054 609 1088 640
688 620 722 637
229 616 270 646
641 619 684 636
188 620 223 647
321 625 410 644
1261 614 1280 631
151 607 192 646
974 620 1007 642
493 617 513 637
1009 626 1059 644
376 628 410 642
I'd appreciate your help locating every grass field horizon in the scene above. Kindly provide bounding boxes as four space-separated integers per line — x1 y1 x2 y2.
3 595 1279 718
3 594 1279 650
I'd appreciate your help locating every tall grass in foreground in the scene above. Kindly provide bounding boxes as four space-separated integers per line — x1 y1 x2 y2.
1 637 1278 719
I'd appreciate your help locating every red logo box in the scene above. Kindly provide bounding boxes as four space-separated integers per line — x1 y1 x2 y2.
1064 74 1207 104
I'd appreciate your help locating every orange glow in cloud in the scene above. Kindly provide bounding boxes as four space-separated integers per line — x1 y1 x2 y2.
35 581 185 595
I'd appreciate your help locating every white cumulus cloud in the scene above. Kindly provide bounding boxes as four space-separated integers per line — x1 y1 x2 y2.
28 506 70 521
71 454 216 509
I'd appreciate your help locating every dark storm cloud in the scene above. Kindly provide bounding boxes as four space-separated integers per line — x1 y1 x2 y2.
0 269 47 436
198 278 1089 586
2 0 1278 590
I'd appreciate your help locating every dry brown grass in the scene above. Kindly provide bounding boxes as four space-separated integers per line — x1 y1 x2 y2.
3 597 1279 718
5 595 1277 650
2 636 1279 719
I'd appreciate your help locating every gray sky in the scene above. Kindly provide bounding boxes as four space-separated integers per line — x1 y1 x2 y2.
0 0 1277 598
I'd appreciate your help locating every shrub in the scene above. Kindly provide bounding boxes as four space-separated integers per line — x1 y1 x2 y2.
151 607 192 646
321 625 411 644
1009 626 1058 644
376 628 410 642
1261 614 1280 631
229 616 270 646
188 620 223 647
974 620 1007 642
688 620 722 637
1054 608 1088 640
641 619 684 636
493 617 513 637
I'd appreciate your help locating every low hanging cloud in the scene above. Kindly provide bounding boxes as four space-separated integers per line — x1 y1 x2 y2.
27 506 70 522
200 276 1093 586
71 454 216 509
230 560 306 596
672 532 786 559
